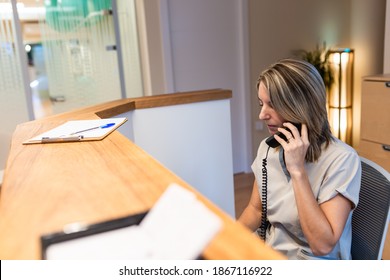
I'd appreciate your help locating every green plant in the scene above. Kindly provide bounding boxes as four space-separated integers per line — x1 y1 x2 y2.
293 42 334 91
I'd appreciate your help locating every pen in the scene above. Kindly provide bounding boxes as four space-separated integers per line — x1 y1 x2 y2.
41 136 84 143
68 123 116 135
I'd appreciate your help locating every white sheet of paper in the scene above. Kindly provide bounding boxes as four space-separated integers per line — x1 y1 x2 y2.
139 183 223 259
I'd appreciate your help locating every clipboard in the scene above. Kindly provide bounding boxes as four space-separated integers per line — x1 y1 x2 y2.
40 183 219 260
41 211 148 260
23 117 127 144
41 211 204 260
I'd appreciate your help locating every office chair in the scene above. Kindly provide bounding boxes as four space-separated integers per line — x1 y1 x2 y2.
351 157 390 260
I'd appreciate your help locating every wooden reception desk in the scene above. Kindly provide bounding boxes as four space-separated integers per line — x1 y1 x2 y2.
0 89 285 260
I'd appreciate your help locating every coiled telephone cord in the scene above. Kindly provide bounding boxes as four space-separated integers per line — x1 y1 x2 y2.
259 146 270 241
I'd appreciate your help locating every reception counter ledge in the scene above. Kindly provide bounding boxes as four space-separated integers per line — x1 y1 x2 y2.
0 89 285 260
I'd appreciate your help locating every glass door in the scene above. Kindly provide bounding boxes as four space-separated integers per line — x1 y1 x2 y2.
32 0 143 115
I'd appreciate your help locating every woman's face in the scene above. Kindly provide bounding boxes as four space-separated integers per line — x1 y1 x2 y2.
258 81 286 135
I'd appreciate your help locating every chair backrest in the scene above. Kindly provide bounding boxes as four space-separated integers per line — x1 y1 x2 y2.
351 157 390 260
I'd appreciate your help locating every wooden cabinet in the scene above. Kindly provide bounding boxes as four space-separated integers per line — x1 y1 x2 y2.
358 74 390 260
359 75 390 171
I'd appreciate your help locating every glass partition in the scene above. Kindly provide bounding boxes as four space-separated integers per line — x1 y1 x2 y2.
37 0 144 114
0 0 31 170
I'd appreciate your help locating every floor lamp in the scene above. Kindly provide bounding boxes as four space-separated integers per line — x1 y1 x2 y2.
328 48 354 145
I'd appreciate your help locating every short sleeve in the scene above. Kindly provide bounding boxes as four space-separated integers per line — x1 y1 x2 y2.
317 149 361 209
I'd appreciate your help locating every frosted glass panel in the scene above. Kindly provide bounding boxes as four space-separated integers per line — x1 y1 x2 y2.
0 0 30 169
38 0 122 114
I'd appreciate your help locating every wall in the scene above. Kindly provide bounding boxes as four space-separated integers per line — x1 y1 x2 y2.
158 0 252 173
135 0 167 95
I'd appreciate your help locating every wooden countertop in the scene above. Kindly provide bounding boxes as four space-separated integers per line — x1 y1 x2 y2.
0 89 285 260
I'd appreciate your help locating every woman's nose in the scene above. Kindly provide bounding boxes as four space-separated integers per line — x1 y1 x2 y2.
259 106 268 120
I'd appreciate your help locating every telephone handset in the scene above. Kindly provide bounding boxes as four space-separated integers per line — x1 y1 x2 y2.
265 123 302 148
259 123 302 240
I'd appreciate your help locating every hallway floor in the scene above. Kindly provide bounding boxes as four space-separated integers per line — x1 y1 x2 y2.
234 172 254 219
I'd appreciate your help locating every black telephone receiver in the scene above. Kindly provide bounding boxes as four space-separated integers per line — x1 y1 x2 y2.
265 123 302 148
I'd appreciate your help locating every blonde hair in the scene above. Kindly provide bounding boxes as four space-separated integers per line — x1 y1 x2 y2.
257 58 334 162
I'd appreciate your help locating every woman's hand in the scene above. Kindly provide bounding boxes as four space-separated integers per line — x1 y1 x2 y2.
274 123 310 176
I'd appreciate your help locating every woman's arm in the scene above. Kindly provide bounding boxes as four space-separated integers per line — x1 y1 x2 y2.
290 171 352 255
238 179 262 232
276 123 352 255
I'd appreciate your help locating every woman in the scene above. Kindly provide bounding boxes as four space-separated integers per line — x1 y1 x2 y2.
239 58 361 259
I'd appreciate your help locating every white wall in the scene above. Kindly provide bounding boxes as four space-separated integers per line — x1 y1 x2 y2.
159 0 252 173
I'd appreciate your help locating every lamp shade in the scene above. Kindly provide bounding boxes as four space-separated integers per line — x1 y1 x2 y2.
328 48 354 145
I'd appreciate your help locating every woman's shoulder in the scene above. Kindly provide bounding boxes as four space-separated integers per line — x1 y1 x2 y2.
328 137 357 153
321 137 360 163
